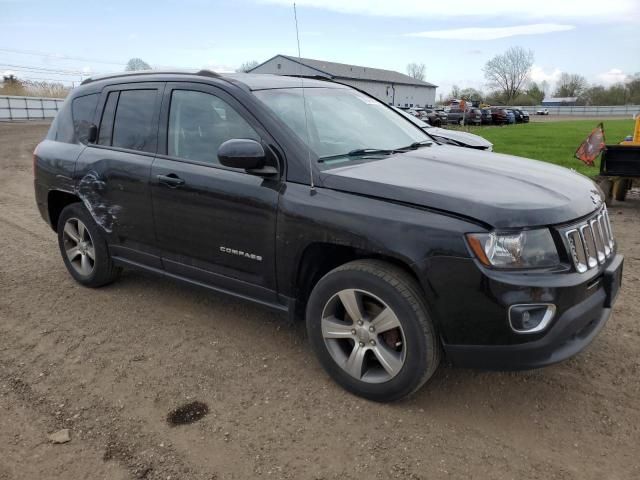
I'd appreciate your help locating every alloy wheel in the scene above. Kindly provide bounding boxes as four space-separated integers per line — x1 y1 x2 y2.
62 218 95 276
321 289 406 383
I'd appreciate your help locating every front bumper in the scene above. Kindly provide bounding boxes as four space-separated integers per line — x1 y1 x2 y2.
431 254 623 370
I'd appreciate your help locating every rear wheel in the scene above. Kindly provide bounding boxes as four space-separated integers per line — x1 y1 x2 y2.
306 260 440 402
57 203 121 287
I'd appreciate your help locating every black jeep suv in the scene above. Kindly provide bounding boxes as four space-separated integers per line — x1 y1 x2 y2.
34 71 623 402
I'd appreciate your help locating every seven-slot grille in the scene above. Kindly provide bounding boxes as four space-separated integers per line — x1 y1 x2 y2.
564 207 615 273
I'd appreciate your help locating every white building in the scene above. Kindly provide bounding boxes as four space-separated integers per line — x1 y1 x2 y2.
249 55 437 108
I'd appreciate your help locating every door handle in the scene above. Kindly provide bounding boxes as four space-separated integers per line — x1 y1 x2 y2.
157 173 185 188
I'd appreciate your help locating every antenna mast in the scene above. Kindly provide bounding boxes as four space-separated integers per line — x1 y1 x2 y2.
293 2 315 191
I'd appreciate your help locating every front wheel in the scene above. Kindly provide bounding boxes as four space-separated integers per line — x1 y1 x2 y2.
306 260 441 402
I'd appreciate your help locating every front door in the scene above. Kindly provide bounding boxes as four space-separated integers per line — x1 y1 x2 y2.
150 83 281 303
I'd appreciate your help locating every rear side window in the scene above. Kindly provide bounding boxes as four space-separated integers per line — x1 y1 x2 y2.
72 93 99 144
111 89 157 152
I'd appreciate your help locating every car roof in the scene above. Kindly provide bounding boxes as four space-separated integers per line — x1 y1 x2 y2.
81 70 347 91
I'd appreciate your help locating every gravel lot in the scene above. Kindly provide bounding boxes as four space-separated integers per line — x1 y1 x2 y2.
1 122 639 480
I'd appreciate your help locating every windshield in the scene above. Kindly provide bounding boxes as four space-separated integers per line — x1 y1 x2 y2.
253 87 430 164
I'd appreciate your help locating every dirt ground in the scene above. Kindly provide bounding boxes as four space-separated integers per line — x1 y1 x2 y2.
1 121 639 480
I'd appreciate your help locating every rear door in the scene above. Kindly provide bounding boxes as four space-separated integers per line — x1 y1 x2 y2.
150 82 281 302
74 83 163 266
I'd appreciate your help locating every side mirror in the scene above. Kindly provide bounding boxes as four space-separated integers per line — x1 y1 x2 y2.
218 139 266 169
87 124 98 144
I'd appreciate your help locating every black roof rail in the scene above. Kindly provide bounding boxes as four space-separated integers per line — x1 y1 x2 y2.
81 69 220 85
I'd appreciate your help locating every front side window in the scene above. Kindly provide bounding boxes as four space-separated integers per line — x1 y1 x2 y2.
253 87 429 165
168 90 259 165
112 89 157 152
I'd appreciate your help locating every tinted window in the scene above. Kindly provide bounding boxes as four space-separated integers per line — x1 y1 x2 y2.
112 89 157 152
168 90 259 164
47 100 74 143
98 91 118 146
72 94 98 144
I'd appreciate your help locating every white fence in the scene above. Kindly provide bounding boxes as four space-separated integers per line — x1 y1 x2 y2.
0 95 65 121
530 104 640 117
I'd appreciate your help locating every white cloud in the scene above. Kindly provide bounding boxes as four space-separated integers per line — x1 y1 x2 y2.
597 68 628 85
530 65 563 84
204 63 237 73
405 24 575 41
261 0 638 20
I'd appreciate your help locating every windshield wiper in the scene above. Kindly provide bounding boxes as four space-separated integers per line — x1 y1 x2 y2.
347 148 398 156
318 148 398 162
318 144 431 163
402 140 433 150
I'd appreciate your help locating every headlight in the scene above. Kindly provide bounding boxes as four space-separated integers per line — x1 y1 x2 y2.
466 229 559 268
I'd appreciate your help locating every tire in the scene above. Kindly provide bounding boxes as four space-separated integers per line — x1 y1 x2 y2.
306 260 441 402
57 202 121 287
597 178 614 206
613 178 631 202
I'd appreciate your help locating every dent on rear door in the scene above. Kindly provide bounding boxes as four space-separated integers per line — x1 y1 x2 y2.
76 170 121 233
73 147 156 249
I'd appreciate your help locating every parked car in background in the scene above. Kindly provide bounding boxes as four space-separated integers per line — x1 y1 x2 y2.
490 108 508 125
421 108 447 127
480 108 493 124
518 109 530 123
511 109 525 123
505 110 516 124
464 108 482 126
393 107 493 151
446 108 465 125
536 108 550 115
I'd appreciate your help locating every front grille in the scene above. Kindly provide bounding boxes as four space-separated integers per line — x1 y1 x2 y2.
563 207 615 273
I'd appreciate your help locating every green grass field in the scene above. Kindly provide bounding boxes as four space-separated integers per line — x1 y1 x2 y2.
457 119 635 177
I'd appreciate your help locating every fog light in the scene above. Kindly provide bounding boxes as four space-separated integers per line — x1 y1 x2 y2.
508 304 556 333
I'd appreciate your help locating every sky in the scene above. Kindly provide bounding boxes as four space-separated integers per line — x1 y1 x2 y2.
1 0 638 96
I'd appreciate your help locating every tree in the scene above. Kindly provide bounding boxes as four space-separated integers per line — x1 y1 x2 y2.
449 85 461 99
0 74 25 96
459 87 484 102
625 73 640 105
483 47 534 104
554 73 587 98
236 60 259 73
125 58 151 71
406 63 426 81
526 82 545 104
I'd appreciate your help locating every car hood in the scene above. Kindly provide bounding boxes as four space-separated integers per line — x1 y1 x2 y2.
320 145 602 229
425 127 492 149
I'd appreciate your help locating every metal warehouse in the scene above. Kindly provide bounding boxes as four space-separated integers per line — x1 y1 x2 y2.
249 54 437 108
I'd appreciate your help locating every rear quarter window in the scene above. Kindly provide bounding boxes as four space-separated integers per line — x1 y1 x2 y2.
46 98 74 143
72 93 99 144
